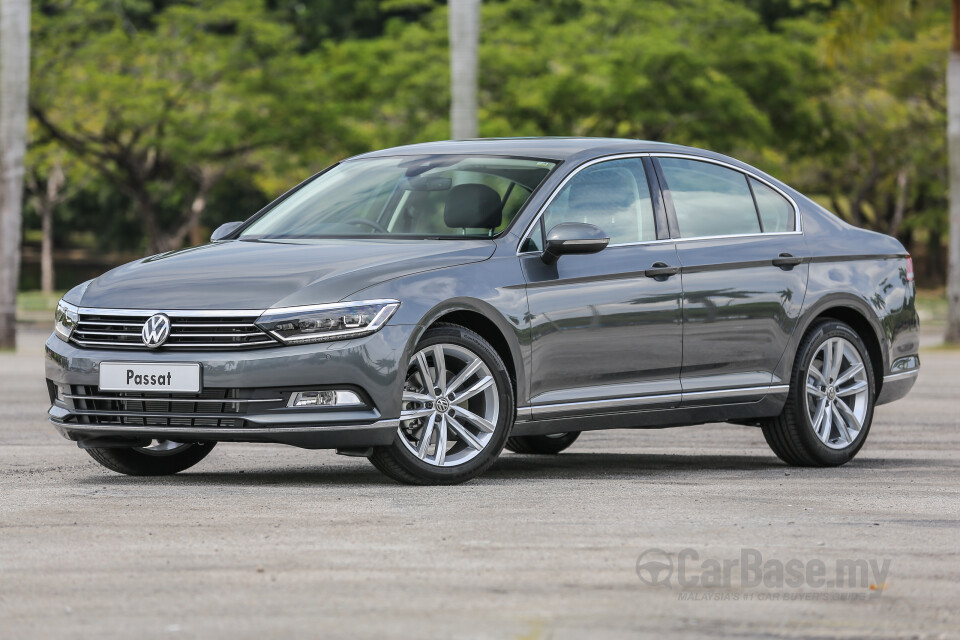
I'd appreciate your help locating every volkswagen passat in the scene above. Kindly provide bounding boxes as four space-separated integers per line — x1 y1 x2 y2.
45 138 920 484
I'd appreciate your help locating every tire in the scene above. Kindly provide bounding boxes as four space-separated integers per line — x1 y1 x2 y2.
762 320 875 467
506 431 581 455
85 441 216 476
369 323 515 485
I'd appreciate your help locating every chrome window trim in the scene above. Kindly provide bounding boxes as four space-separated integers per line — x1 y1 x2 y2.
516 152 803 256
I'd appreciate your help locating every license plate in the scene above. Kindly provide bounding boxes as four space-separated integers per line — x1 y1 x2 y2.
99 362 201 393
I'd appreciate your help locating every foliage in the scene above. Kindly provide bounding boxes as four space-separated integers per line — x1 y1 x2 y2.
22 0 951 284
30 0 332 253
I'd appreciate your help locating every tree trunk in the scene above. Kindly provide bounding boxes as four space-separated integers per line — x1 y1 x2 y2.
889 167 909 238
40 204 53 294
164 167 220 250
40 162 65 295
449 0 480 139
135 190 168 255
946 5 960 343
0 0 30 349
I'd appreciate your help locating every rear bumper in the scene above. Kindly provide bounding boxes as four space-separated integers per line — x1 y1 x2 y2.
876 368 919 406
44 325 414 449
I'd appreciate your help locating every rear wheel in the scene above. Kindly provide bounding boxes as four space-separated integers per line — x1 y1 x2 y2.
369 324 514 485
762 320 875 466
85 440 216 476
506 431 581 455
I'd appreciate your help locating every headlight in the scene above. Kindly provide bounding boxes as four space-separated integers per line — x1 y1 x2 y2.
54 300 79 342
255 299 400 345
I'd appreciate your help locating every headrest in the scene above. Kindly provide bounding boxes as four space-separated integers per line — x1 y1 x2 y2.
444 184 503 229
568 167 637 212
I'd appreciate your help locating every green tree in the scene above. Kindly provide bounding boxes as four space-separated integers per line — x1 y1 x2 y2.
23 137 88 294
796 16 946 246
825 0 960 342
29 0 324 254
319 0 831 157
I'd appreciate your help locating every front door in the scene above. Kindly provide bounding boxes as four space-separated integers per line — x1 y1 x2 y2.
522 156 683 418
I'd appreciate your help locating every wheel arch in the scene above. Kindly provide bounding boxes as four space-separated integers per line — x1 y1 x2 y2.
791 296 886 397
403 299 524 401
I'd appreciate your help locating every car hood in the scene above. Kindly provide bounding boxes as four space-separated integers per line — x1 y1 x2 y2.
78 239 496 310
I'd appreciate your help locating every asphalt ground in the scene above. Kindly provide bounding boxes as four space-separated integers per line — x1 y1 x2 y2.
1 325 957 639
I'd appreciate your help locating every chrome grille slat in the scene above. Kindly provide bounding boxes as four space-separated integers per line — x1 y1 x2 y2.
71 339 277 349
167 339 275 344
149 332 267 338
68 408 243 420
62 393 279 404
170 323 262 329
75 320 145 327
71 310 278 351
74 330 142 337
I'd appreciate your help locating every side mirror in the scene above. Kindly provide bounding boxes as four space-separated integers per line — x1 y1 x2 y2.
211 221 243 242
542 222 610 265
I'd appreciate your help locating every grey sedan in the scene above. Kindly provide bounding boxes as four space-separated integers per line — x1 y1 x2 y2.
45 138 920 484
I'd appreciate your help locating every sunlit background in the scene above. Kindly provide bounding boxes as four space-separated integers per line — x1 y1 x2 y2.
3 0 957 336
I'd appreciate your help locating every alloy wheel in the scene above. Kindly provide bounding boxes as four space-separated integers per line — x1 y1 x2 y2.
398 343 500 467
804 337 870 450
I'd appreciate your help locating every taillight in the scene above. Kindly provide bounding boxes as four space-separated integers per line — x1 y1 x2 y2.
906 255 914 283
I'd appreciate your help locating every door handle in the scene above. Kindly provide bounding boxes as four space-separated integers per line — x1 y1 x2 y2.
772 253 803 269
645 262 680 278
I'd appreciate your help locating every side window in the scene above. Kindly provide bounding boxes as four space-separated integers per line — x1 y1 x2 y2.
542 158 656 245
520 218 543 253
502 184 532 224
658 158 760 238
749 178 795 232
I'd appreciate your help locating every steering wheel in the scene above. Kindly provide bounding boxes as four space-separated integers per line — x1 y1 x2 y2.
343 218 390 234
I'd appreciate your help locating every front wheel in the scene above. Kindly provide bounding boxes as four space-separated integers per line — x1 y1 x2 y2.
369 323 514 485
762 320 875 466
85 441 216 476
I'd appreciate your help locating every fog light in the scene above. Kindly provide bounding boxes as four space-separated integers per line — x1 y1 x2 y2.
287 390 363 407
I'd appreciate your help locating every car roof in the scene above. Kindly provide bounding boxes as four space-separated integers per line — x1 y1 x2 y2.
349 137 703 162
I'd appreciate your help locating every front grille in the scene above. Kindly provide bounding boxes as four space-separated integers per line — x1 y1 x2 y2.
65 386 283 428
72 312 278 350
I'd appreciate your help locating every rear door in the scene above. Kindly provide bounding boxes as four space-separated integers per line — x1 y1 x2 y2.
652 155 809 405
521 156 683 418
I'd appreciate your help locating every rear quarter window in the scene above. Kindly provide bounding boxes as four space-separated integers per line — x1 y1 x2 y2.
658 158 761 238
749 178 795 232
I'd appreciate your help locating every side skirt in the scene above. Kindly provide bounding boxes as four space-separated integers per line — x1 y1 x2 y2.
510 393 788 437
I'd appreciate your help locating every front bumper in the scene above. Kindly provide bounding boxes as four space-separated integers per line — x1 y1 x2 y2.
44 325 415 449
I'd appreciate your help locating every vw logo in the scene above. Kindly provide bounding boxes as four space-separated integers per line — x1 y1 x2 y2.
435 397 451 413
141 314 171 348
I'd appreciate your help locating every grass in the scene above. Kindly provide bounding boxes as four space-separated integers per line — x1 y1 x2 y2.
16 290 64 324
18 290 65 313
915 289 947 325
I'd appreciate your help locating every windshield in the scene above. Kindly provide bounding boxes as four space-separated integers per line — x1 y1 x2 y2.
239 155 558 240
